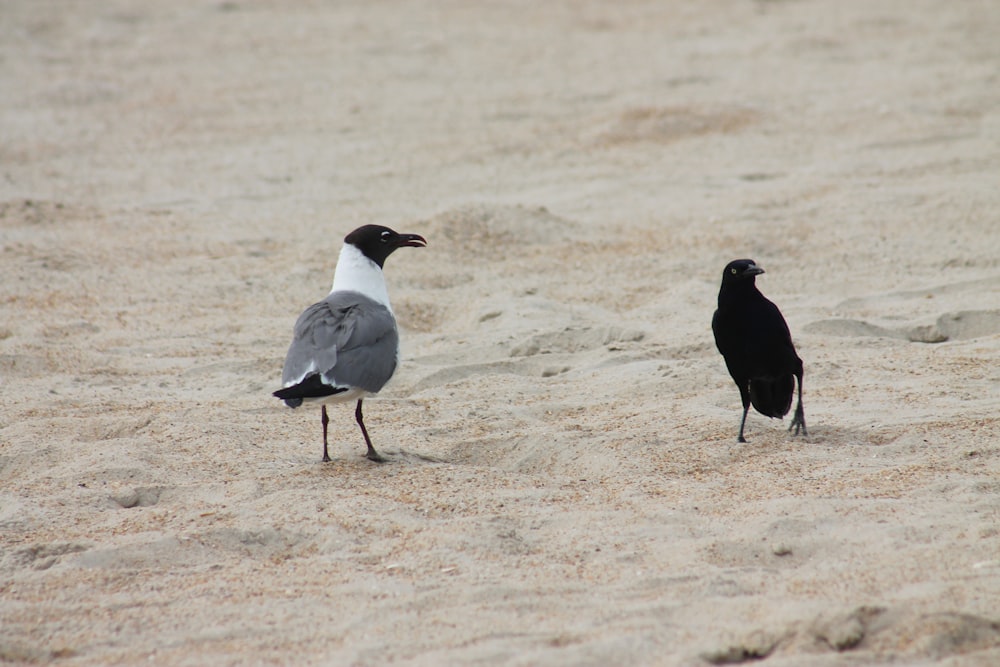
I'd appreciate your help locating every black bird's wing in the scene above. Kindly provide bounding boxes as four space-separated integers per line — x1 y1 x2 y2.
713 292 801 417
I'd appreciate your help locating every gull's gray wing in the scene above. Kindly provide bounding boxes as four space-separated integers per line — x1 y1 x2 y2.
281 291 399 393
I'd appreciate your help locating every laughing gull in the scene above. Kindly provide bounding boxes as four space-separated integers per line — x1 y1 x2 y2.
712 259 806 442
273 225 427 462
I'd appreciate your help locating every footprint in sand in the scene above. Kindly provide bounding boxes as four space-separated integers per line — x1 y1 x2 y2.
5 542 91 571
416 203 579 263
110 486 165 509
812 276 1000 343
509 325 646 357
592 105 761 147
805 310 1000 343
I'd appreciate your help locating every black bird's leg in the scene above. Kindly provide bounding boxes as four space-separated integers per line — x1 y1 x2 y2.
321 406 331 462
356 399 386 463
789 372 807 437
737 384 751 443
738 405 750 443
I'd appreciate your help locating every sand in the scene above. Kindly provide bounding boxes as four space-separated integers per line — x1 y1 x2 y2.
2 0 1000 664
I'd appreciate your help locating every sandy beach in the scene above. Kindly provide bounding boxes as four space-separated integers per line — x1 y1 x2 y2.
2 1 999 664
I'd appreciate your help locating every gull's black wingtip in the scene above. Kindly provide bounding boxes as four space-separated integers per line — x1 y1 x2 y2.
274 375 349 408
272 387 304 408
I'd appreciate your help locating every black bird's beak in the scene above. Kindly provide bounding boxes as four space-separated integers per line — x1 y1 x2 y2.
396 233 427 248
745 265 765 276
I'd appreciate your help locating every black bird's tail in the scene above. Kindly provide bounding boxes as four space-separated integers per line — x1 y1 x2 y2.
749 375 794 419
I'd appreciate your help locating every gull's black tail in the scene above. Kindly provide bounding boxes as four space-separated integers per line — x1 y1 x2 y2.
273 375 347 408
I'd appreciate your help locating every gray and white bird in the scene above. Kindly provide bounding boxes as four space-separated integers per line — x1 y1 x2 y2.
273 225 426 462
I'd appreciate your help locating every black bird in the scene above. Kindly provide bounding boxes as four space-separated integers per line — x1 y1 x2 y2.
712 259 806 442
273 225 426 462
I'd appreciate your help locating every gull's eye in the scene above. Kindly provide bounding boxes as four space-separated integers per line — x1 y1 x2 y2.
380 230 391 242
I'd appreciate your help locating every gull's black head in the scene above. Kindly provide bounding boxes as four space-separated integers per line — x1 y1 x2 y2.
720 259 765 286
344 224 427 268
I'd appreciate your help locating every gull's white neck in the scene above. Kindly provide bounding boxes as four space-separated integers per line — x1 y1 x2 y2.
330 243 392 310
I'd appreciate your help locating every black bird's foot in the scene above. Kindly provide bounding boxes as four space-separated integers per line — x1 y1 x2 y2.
737 435 748 443
789 405 807 437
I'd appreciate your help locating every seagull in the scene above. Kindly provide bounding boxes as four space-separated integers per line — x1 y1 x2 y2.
273 225 426 462
712 259 806 443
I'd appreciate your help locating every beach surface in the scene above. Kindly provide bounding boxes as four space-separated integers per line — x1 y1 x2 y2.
2 1 1000 664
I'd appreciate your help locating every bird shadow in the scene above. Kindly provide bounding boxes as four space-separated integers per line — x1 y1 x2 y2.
764 422 909 448
724 420 895 449
379 448 446 465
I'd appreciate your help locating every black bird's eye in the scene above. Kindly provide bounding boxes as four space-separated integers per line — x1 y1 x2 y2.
380 231 391 243
731 267 738 274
